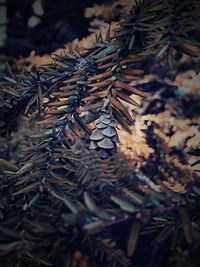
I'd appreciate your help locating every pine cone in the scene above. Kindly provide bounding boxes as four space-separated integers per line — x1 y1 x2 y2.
89 111 119 158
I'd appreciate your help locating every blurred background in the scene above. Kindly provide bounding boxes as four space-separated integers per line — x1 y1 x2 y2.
0 0 122 57
0 0 132 77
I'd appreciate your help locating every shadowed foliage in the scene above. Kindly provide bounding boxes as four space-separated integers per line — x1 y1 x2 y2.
0 0 200 266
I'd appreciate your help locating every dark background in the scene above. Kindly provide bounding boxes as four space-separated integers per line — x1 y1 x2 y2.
0 0 115 57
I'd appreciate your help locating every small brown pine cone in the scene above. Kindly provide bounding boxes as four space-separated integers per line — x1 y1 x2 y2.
89 111 119 158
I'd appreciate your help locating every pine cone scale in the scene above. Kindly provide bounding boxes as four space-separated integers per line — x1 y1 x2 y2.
89 111 119 158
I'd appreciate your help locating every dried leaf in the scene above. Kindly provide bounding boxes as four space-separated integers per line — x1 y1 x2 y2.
110 196 138 213
88 80 111 88
111 97 134 122
114 81 149 98
0 159 19 171
127 220 141 256
179 206 193 244
73 113 92 135
116 91 139 106
88 70 113 81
